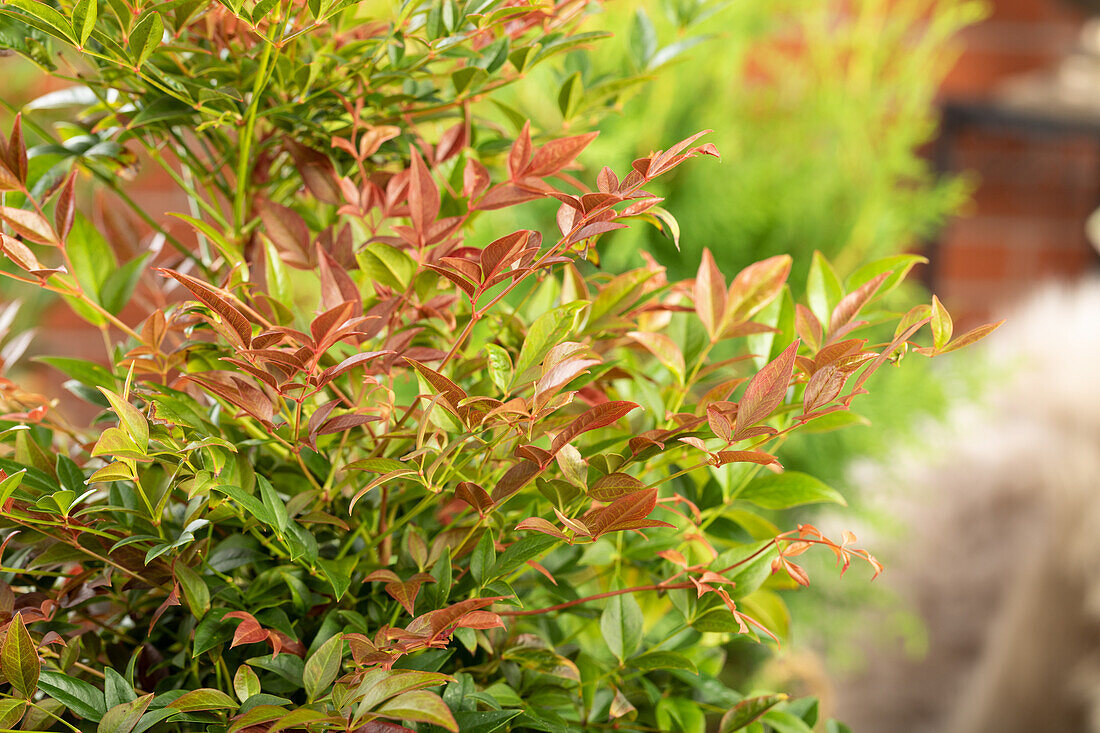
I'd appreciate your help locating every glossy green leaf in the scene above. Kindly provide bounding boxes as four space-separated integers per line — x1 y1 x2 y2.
1 614 39 698
735 471 846 510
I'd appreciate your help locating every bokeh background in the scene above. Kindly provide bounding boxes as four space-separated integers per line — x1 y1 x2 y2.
3 0 1099 730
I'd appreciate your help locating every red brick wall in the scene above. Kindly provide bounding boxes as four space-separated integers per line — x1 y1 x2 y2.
933 0 1099 324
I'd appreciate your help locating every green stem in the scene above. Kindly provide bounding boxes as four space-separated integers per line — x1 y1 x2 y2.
235 41 276 233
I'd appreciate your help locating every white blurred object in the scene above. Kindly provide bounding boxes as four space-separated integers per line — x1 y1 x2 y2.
834 278 1100 732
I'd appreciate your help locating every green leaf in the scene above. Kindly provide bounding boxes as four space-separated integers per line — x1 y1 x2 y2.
211 484 275 527
66 215 116 300
175 562 210 618
128 11 162 67
316 556 356 600
557 71 583 119
71 0 96 46
630 650 697 674
100 253 149 315
97 694 152 733
2 0 75 42
483 343 512 393
303 634 343 702
761 710 814 733
38 670 107 721
167 688 238 712
470 531 496 586
719 694 787 732
847 254 926 295
374 690 457 732
451 709 522 733
103 668 135 708
0 469 25 506
600 592 643 662
735 472 846 510
806 251 842 330
232 666 260 703
513 301 586 381
630 7 656 66
357 241 416 290
37 356 116 389
930 294 952 351
0 700 25 729
97 388 149 449
491 534 556 579
1 614 39 698
256 476 288 534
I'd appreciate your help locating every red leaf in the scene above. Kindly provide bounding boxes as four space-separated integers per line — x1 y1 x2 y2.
735 340 799 435
474 184 542 211
515 518 569 540
463 158 490 199
317 244 361 312
55 171 76 240
490 460 540 503
408 148 440 241
479 230 535 286
727 255 791 323
938 319 1005 354
715 450 780 467
550 401 638 455
795 305 822 352
802 364 846 414
694 248 726 340
564 221 627 247
316 413 379 437
456 481 493 514
527 132 599 177
586 488 670 537
455 611 504 630
508 121 533 179
258 200 311 266
225 611 269 647
829 272 890 334
588 472 645 502
286 140 340 205
160 269 254 348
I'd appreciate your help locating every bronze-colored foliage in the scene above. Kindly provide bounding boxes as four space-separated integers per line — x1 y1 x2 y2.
0 1 1002 732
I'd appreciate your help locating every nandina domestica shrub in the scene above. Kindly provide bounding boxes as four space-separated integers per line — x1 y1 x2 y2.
0 2 1002 732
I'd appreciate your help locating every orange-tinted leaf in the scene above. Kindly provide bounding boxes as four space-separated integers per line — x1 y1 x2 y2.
939 319 1005 354
463 158 490 199
456 482 493 514
627 330 685 381
588 472 645 501
528 132 599 177
55 171 76 240
408 148 439 239
586 488 670 537
829 271 890 334
515 518 568 540
225 611 269 647
728 255 791 323
736 340 798 434
550 401 638 455
0 206 57 245
159 269 253 348
694 248 726 340
715 450 780 467
794 304 822 352
508 121 533 179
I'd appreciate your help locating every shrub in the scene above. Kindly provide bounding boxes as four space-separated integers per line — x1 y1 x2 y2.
0 2 999 732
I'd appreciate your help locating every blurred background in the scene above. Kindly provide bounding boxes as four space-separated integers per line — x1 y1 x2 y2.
3 0 1100 730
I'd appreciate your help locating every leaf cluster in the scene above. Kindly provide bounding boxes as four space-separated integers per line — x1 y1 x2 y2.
0 2 999 733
